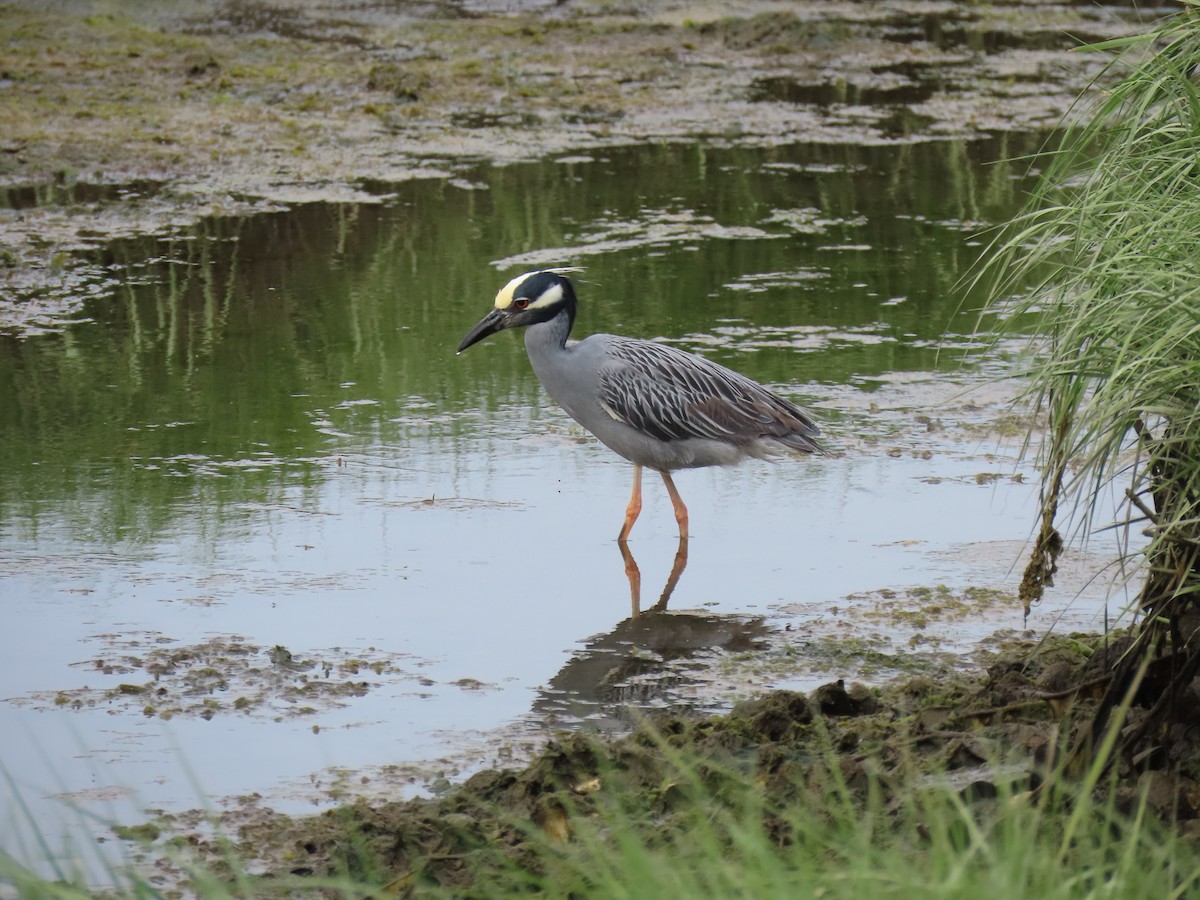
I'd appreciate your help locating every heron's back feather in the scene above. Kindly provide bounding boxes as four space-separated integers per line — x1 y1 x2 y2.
596 337 821 454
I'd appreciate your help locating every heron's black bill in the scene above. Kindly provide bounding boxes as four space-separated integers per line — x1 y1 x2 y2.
456 308 508 354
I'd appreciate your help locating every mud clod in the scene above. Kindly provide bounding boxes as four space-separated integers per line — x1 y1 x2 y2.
729 689 814 739
813 678 879 717
366 63 429 101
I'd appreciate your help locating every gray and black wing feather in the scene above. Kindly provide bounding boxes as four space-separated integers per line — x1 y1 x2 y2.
596 337 821 453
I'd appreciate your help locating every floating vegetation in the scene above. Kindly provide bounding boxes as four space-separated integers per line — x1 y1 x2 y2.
16 634 428 720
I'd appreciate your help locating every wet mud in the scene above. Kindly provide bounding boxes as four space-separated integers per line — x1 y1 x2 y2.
129 632 1200 895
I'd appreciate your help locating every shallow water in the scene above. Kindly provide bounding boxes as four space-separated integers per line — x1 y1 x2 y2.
0 138 1132 867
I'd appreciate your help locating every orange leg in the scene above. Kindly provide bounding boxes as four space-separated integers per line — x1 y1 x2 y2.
660 470 689 540
618 464 643 542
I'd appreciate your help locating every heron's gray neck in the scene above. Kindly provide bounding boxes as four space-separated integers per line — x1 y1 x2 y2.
524 307 573 357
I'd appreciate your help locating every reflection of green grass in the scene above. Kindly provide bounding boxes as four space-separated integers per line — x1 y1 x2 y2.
0 135 1041 551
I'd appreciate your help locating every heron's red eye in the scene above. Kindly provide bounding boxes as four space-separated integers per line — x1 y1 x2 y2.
514 298 530 310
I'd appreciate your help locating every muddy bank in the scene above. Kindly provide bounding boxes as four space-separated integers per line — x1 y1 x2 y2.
0 0 1157 330
130 631 1200 894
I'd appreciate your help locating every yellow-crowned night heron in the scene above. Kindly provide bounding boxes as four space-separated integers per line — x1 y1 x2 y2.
456 269 822 541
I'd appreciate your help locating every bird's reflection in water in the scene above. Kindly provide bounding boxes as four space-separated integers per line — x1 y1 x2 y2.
532 555 771 732
619 536 689 616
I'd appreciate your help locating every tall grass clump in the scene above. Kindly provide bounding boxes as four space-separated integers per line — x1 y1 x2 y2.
979 2 1200 746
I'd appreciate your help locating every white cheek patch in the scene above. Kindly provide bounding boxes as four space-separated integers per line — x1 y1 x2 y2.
494 271 538 309
526 282 563 310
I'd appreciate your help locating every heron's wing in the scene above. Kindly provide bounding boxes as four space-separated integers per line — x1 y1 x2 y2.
596 337 821 452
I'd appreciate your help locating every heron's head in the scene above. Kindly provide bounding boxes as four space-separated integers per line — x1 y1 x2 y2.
456 269 579 353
